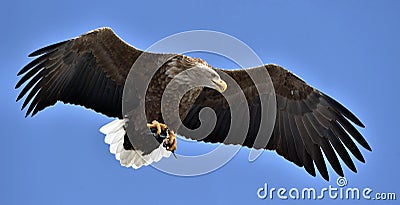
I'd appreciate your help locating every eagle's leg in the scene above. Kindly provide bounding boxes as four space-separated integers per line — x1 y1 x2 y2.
147 120 168 135
164 130 177 152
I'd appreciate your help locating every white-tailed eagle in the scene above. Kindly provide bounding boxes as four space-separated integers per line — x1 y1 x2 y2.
15 27 371 181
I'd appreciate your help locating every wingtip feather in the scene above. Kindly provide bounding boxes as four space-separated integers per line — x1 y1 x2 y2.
28 41 68 57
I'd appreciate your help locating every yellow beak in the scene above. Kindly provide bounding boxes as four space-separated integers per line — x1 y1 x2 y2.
212 78 227 93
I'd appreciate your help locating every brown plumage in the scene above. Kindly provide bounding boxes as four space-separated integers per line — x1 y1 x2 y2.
15 27 371 181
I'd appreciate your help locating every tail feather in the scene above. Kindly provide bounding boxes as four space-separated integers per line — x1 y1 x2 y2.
100 119 125 134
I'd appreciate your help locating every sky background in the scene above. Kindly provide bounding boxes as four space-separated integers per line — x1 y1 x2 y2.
1 0 399 204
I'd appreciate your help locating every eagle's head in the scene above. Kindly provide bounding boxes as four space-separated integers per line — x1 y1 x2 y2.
166 56 227 93
191 63 227 93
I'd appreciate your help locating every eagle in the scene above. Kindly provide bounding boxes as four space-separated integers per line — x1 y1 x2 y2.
15 27 371 181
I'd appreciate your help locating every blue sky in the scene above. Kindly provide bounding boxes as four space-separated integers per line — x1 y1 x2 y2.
1 0 399 204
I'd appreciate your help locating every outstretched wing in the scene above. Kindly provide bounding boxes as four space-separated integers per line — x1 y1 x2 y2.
16 27 142 118
182 64 371 181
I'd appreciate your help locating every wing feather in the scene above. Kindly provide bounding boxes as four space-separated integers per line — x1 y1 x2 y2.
182 64 371 180
16 27 142 118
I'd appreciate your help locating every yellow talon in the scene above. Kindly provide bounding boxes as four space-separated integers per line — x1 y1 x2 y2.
147 120 167 135
167 130 176 151
147 120 177 158
166 130 177 158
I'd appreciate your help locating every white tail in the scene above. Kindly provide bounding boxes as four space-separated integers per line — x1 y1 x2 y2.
100 119 171 169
